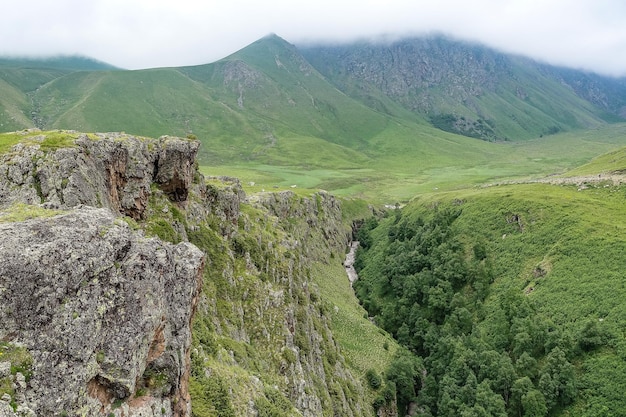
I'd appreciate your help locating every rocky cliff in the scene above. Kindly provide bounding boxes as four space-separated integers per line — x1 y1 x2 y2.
0 130 198 219
0 208 204 417
0 130 376 417
0 131 205 417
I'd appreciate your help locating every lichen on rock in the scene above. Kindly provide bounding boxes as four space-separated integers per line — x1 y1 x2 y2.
0 131 200 219
0 207 204 416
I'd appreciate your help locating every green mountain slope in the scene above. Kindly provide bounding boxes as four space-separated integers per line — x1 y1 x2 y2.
0 78 32 130
300 36 626 140
181 35 392 149
3 34 625 148
0 55 117 71
18 36 394 167
541 64 626 118
0 55 118 131
567 147 626 176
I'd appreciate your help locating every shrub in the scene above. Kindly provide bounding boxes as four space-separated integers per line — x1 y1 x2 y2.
365 368 382 390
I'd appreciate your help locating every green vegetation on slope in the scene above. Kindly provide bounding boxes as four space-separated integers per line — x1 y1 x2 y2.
183 35 391 148
0 129 81 154
353 179 626 416
202 123 626 203
300 36 624 141
0 78 35 131
0 342 33 408
0 203 64 223
560 125 626 176
134 178 387 416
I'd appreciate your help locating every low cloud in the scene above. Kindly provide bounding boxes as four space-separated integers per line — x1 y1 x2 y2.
2 0 625 76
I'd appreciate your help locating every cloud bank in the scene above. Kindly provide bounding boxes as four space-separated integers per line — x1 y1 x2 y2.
2 0 626 76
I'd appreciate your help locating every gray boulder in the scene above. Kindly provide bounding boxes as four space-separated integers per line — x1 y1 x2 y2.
0 207 204 416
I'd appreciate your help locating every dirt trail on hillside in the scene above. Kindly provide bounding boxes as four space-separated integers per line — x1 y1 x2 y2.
485 173 626 189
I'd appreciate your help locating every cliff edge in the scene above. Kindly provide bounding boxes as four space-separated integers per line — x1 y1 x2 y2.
0 208 204 416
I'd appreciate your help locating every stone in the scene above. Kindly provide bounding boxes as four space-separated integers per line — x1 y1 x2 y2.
0 401 16 417
14 405 35 417
0 133 200 219
0 207 204 416
14 373 25 390
0 362 10 379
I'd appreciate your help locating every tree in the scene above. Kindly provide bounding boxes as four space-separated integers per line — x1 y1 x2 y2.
514 352 537 380
521 390 547 417
365 368 382 390
477 351 515 402
417 374 438 413
578 319 609 352
386 349 423 413
538 347 576 409
511 377 534 417
475 380 507 417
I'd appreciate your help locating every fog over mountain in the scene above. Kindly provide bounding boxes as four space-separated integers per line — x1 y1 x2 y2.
2 0 626 76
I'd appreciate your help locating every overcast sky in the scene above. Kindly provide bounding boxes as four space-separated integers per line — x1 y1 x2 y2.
2 0 626 76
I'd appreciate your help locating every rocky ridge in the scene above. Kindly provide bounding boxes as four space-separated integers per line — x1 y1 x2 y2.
300 36 626 140
0 130 199 219
0 208 204 417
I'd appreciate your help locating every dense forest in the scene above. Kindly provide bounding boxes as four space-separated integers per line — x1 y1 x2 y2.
353 207 611 416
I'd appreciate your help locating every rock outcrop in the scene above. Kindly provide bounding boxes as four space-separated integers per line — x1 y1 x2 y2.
0 207 204 416
0 131 199 219
0 132 204 417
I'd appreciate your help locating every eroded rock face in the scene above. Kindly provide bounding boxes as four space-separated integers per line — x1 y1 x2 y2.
0 133 200 219
0 207 204 416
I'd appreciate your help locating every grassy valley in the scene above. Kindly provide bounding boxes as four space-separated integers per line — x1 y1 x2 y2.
205 122 626 203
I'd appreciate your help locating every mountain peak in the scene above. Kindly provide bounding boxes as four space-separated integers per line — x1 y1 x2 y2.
226 33 296 60
260 32 286 42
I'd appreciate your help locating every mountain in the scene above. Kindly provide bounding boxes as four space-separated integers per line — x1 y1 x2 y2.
300 35 626 140
2 34 626 151
0 55 118 131
0 36 395 167
3 35 626 203
0 55 118 71
180 35 392 148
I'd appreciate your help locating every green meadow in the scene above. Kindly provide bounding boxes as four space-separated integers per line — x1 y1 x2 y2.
200 123 626 203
